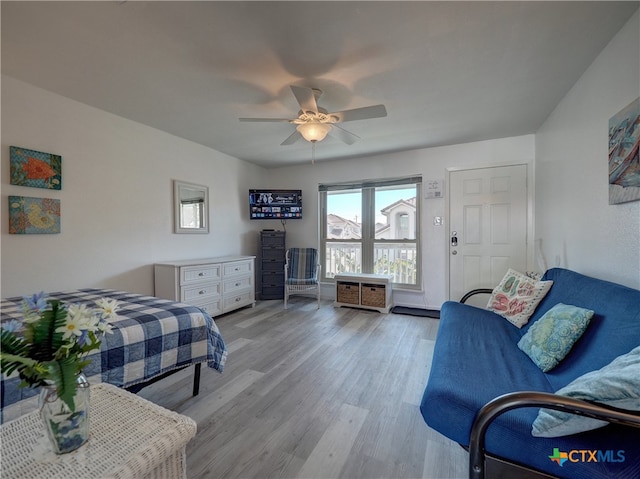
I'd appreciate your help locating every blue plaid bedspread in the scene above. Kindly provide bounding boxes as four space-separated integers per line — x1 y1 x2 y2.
0 289 227 423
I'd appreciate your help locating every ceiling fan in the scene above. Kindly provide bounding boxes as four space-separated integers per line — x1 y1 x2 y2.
239 85 387 146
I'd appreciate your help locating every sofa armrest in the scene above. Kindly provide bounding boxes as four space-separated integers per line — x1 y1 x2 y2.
468 391 640 479
460 288 493 304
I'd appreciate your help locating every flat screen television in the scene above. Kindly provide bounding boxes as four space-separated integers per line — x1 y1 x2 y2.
249 189 302 220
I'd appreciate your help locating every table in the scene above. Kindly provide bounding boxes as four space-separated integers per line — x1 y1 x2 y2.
0 383 197 478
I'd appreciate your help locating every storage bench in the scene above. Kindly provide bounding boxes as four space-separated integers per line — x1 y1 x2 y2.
334 273 393 313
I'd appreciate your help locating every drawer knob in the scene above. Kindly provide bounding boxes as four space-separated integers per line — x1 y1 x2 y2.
235 282 241 287
235 297 241 302
199 290 206 295
235 267 240 271
198 272 205 276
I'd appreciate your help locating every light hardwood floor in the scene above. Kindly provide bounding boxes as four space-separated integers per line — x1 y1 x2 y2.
139 298 468 479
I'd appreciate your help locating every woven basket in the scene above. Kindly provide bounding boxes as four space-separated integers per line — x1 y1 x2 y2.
361 284 386 308
337 282 360 304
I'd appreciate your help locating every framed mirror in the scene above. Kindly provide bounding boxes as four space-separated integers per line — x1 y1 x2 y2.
174 180 209 234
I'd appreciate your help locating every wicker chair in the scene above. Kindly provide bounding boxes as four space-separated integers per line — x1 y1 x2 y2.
284 248 321 309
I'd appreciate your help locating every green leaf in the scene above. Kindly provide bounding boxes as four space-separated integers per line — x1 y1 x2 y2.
1 328 46 385
0 351 36 377
77 359 92 371
29 300 66 362
0 352 48 387
80 339 101 354
0 329 29 358
47 356 78 411
0 352 38 370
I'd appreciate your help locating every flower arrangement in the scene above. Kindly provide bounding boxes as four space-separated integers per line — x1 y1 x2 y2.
0 292 119 411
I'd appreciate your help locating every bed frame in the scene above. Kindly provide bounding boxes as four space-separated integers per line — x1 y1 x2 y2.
126 363 202 396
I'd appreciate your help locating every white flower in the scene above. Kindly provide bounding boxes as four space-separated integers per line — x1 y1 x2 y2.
56 314 86 340
66 304 95 329
94 298 120 322
96 319 113 335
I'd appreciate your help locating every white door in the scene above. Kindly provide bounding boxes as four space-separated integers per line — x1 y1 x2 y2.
448 164 528 303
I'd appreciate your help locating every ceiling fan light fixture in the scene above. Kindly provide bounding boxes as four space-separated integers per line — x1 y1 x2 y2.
297 122 332 143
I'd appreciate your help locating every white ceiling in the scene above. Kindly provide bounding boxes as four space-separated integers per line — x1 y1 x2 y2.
2 1 638 168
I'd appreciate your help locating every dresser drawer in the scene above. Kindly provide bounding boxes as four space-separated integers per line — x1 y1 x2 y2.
223 276 253 295
261 248 285 261
261 286 284 300
223 260 253 278
262 271 284 286
223 291 254 312
261 232 285 246
191 299 222 317
181 265 221 285
181 282 221 303
262 259 284 272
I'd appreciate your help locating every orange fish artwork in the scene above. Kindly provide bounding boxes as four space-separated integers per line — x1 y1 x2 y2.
10 146 62 190
22 156 56 180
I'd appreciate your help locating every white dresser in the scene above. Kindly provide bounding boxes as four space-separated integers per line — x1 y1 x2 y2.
154 256 256 317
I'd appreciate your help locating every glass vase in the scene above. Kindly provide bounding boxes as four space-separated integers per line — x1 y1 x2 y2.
39 373 90 454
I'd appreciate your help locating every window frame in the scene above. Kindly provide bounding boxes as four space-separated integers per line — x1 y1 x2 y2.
319 176 422 290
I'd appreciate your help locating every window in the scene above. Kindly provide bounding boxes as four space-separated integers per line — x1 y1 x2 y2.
180 200 204 229
320 176 421 288
397 213 410 239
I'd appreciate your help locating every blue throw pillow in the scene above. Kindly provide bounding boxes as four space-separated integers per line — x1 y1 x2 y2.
532 345 640 437
517 303 594 372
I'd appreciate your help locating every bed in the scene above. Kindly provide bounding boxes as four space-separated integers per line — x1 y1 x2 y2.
0 288 227 423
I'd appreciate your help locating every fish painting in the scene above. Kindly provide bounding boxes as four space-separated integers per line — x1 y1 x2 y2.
10 146 62 190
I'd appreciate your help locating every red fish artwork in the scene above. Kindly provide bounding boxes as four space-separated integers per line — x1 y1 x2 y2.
22 156 56 180
10 146 62 190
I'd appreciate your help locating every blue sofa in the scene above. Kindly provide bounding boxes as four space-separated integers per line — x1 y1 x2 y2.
421 268 640 479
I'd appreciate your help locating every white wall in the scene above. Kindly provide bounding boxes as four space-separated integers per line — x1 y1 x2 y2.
535 11 640 290
261 135 535 309
8 6 635 305
1 76 265 298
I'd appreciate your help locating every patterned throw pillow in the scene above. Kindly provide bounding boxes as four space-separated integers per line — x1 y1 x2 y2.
487 268 553 327
517 303 594 372
532 345 640 437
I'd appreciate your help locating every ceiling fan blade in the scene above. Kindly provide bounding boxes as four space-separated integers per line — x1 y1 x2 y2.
331 104 387 123
281 129 303 146
239 117 292 122
290 85 318 115
329 125 360 145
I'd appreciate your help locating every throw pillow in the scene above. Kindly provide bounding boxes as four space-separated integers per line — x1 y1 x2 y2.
532 345 640 437
517 303 594 372
487 268 553 327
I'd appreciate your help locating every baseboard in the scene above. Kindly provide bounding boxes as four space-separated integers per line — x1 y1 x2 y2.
394 302 441 311
390 306 440 318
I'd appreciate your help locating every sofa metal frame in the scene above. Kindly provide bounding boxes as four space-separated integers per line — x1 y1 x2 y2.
459 288 493 304
468 391 640 479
